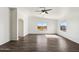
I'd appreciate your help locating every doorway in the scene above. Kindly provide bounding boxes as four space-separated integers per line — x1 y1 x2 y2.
18 19 24 39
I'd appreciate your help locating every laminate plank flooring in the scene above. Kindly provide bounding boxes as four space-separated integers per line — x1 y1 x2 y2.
0 34 79 52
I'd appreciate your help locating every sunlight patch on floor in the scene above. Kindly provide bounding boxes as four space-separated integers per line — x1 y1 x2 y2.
45 35 60 38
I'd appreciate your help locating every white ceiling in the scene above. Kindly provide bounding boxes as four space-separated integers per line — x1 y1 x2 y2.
17 7 69 19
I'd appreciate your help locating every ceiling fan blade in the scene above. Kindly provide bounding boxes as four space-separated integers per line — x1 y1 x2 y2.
45 11 48 14
46 9 52 11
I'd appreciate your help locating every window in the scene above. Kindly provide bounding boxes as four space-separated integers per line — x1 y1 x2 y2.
60 20 68 32
37 22 47 31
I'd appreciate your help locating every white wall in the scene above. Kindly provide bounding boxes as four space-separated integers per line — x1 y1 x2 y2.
28 16 57 34
0 8 10 45
10 8 17 40
57 7 79 43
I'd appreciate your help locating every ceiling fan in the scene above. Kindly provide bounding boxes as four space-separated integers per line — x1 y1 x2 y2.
35 7 52 14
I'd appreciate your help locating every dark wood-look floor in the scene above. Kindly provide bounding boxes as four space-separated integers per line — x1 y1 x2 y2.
0 34 79 52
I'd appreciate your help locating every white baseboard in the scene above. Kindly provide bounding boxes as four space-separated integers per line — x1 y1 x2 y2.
57 34 79 44
24 33 29 36
0 40 10 45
